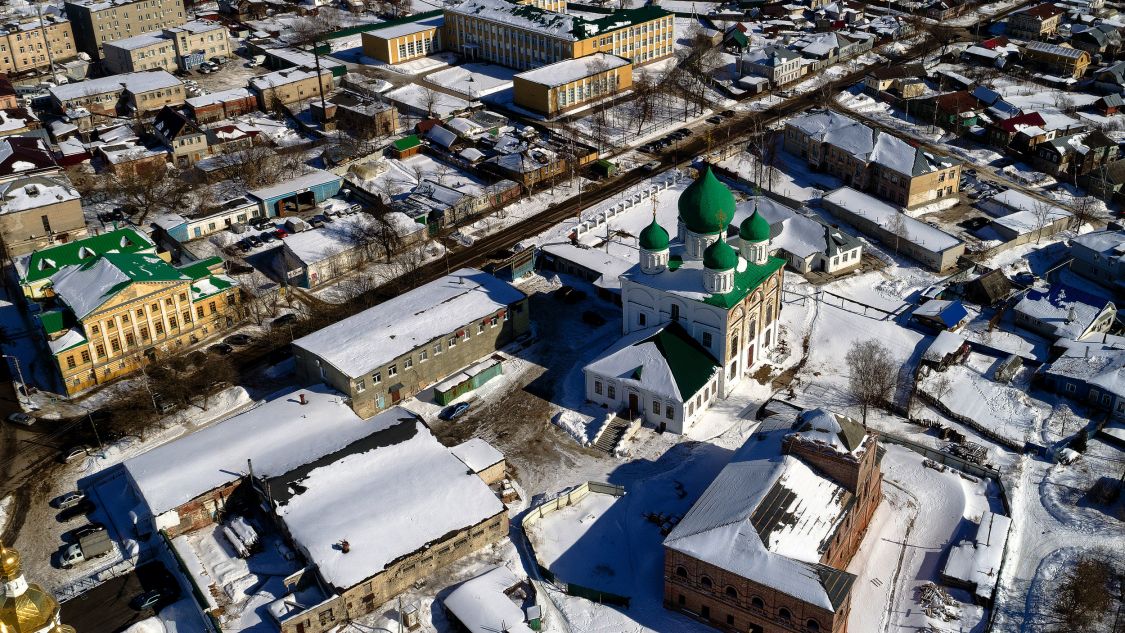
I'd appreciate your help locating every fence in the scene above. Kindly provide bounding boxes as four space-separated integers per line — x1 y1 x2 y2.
915 389 1027 453
521 482 631 607
571 171 684 238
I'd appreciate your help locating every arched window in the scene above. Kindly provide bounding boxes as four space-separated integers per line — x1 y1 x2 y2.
725 586 737 600
778 608 792 622
806 619 820 631
751 596 764 610
675 566 687 578
700 576 713 589
730 335 739 352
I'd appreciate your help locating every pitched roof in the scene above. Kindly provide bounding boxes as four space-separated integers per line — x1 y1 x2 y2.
1018 2 1065 20
993 111 1046 133
585 322 720 401
18 228 155 284
0 136 57 177
50 252 185 319
867 63 925 80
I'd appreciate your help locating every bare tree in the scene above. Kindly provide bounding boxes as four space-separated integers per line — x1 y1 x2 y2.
930 374 952 403
1031 199 1056 244
845 339 898 425
1069 195 1107 228
103 162 197 224
289 9 346 116
887 211 910 255
349 210 404 262
420 87 440 118
1050 557 1118 633
237 269 281 326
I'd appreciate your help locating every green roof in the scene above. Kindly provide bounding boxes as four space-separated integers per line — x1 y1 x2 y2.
739 205 771 242
679 165 735 235
574 5 672 39
703 256 785 308
179 256 225 281
639 218 670 251
38 309 67 335
100 252 186 282
703 238 738 271
727 29 749 47
393 135 421 151
645 322 719 399
191 274 234 300
21 228 154 284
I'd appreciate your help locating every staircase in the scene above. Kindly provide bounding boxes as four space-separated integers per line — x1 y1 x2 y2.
593 416 631 455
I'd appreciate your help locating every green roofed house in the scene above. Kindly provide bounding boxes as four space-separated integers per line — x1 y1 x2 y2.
15 228 157 299
585 165 785 434
391 134 422 158
584 322 721 433
32 249 241 397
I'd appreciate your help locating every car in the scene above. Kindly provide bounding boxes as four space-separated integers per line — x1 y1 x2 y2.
236 240 251 252
57 498 94 522
271 313 299 328
274 228 288 239
309 216 326 228
259 231 276 243
209 56 225 65
642 161 661 172
720 109 735 118
679 128 694 136
58 445 89 464
72 523 106 540
209 343 234 355
131 589 166 611
225 333 252 346
706 116 723 125
55 491 85 509
198 65 212 74
438 402 471 421
246 235 263 247
152 394 177 414
249 216 272 228
6 411 34 427
582 311 607 326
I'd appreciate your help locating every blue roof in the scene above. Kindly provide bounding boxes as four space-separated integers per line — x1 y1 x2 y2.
915 299 969 328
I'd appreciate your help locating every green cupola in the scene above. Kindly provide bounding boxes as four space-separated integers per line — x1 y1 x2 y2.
639 218 669 251
702 238 738 271
678 165 736 235
739 205 771 243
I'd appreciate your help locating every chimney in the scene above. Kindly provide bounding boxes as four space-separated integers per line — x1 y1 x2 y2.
299 393 307 405
340 539 350 554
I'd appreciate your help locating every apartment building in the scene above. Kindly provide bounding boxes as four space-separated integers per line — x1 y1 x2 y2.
103 20 230 73
513 53 631 116
33 246 240 395
249 67 334 110
292 268 529 418
1006 2 1064 40
0 173 86 257
785 110 962 208
0 15 78 75
64 0 186 59
49 70 184 117
360 14 442 64
1022 41 1091 79
444 0 674 70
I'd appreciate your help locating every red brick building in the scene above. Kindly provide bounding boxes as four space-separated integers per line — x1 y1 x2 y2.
663 408 882 633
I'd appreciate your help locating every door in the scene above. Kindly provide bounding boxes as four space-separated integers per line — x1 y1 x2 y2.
391 387 402 404
747 344 755 367
628 393 639 416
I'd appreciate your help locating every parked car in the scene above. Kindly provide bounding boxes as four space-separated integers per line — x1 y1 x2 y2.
6 412 34 427
224 334 252 346
706 116 723 124
720 109 735 118
259 232 276 243
209 343 234 356
57 498 94 522
246 234 263 247
642 161 661 172
439 402 471 421
309 216 326 228
58 445 89 464
72 523 106 540
55 491 85 509
274 228 288 239
152 393 176 414
271 313 299 328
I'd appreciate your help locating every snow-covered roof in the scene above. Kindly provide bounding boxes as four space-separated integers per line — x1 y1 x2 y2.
186 87 254 108
247 169 340 201
1046 346 1125 396
992 207 1071 236
539 243 634 291
0 175 79 213
124 386 415 516
365 14 444 39
664 420 857 612
427 124 458 148
450 438 504 473
283 214 374 265
734 198 860 260
822 187 963 253
788 111 955 176
104 32 169 50
585 323 720 402
271 417 504 590
292 268 525 378
1014 284 1114 340
790 408 868 456
941 511 1011 600
924 330 966 362
443 566 533 633
514 53 630 88
1071 230 1125 263
49 70 181 101
249 67 330 92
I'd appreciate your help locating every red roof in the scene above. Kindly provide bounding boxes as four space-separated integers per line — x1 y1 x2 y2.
1020 3 1065 20
980 36 1010 49
994 111 1046 133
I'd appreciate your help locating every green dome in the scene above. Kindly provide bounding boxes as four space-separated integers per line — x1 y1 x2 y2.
639 218 669 251
678 165 736 235
703 238 738 271
739 206 771 243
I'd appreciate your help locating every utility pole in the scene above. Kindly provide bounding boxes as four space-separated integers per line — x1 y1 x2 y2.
36 6 56 76
1 354 29 406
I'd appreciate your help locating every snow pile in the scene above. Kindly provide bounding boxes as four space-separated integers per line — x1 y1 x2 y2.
920 363 1049 444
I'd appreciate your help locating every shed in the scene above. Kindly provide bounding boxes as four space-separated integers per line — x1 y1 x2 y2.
922 330 969 369
392 134 422 158
248 170 343 217
450 437 506 485
434 356 504 405
912 299 970 331
963 269 1014 306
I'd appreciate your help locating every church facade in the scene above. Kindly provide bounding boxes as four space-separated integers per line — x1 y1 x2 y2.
584 166 786 433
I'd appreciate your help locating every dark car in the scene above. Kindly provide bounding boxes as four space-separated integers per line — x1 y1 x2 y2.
260 232 277 243
706 116 723 124
236 240 251 252
439 402 471 421
7 412 34 427
209 343 234 355
72 523 106 540
581 311 607 326
57 498 94 522
246 235 263 247
249 217 272 228
720 109 735 118
309 216 326 228
224 334 252 346
271 313 299 328
152 394 177 414
58 445 90 464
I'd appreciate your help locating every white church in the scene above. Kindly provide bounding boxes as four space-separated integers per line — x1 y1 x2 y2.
584 166 786 434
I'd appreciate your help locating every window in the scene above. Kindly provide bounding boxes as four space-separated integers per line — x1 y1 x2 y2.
152 303 159 312
806 619 820 632
197 306 204 318
420 350 428 363
1066 383 1076 393
666 405 673 419
372 371 381 384
66 356 76 369
700 576 713 589
136 308 144 318
638 312 647 326
778 608 792 622
677 594 685 606
700 606 710 619
155 322 164 335
490 316 499 327
595 380 603 395
434 342 442 355
388 364 397 376
183 310 190 324
404 358 413 369
751 597 764 609
448 336 457 347
125 333 135 347
652 400 660 414
110 339 121 352
725 586 737 599
169 316 177 329
671 304 680 321
95 344 105 358
607 385 616 399
702 332 713 348
478 323 486 334
122 313 130 323
91 324 100 334
209 301 217 314
166 297 173 306
80 350 90 363
726 614 734 626
356 378 366 392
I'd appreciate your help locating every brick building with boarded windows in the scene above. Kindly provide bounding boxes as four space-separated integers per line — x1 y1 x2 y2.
662 408 882 633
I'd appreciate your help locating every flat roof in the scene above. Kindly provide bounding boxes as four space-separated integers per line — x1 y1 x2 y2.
292 268 525 378
49 70 181 101
514 53 630 88
364 15 444 39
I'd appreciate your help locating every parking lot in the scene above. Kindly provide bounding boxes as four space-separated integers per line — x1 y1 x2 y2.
60 562 180 633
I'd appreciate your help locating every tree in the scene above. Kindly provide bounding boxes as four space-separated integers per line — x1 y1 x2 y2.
1069 195 1107 228
289 9 346 117
348 210 404 262
845 339 898 425
887 211 910 255
1031 199 1057 245
104 162 196 224
1051 557 1115 632
1069 428 1089 453
237 269 281 326
930 374 952 403
420 87 440 118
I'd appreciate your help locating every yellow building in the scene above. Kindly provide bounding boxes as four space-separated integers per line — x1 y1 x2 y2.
36 250 240 396
0 541 77 633
103 20 230 73
64 0 187 59
0 16 78 75
516 0 565 10
513 52 632 116
249 67 334 110
360 15 443 64
444 0 674 70
1022 41 1091 79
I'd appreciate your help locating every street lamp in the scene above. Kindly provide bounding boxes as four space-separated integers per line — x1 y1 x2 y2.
1 354 30 406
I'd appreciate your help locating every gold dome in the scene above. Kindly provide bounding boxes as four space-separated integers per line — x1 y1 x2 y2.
0 542 72 633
